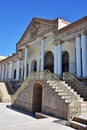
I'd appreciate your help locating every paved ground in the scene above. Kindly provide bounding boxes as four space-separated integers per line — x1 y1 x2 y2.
0 103 76 130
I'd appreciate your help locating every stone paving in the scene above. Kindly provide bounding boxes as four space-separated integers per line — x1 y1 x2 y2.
0 103 76 130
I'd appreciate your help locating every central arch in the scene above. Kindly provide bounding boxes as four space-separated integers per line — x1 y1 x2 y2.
44 51 54 72
62 51 69 72
32 83 42 113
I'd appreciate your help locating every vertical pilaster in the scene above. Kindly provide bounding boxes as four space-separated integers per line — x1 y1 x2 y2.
54 44 58 76
58 43 62 76
0 66 1 80
9 61 13 80
1 65 4 81
5 64 8 80
16 58 20 80
24 46 28 80
81 32 87 77
76 34 81 77
41 39 45 71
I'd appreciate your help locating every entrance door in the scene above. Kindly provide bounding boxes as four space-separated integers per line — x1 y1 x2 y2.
32 84 42 113
44 51 54 72
62 51 69 72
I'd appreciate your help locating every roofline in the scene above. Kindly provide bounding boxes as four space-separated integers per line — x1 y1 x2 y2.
57 16 87 34
17 17 58 45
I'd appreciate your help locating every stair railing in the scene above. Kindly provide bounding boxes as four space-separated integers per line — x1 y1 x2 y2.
67 100 81 125
63 72 81 125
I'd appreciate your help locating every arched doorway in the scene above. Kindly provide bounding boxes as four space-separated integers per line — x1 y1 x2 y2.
31 60 37 72
32 83 42 113
62 51 69 72
44 51 54 72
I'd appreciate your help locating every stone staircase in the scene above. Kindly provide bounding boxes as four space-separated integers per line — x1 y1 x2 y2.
5 81 15 95
0 82 11 102
62 72 87 130
12 70 82 124
63 72 87 101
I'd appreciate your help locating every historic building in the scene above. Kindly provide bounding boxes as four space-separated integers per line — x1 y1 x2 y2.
0 16 87 128
0 16 87 82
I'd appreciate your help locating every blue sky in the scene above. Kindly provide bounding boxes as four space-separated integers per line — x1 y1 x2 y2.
0 0 87 56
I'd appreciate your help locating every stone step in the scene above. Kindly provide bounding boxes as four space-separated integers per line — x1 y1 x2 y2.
70 120 87 130
73 116 87 125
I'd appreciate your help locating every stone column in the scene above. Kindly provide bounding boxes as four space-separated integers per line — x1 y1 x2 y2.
0 66 1 80
1 65 4 81
54 44 58 76
5 64 8 80
81 32 87 77
16 58 20 80
41 39 45 71
58 42 62 77
9 61 13 80
76 34 81 77
24 46 28 80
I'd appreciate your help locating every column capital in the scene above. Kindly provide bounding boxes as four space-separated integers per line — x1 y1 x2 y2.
54 40 64 45
81 29 87 35
76 34 81 37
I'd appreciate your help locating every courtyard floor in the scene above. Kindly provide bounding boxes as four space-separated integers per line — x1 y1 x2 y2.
0 102 76 130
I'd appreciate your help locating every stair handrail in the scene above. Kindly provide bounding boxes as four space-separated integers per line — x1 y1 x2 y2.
63 72 82 124
67 100 81 125
63 72 80 83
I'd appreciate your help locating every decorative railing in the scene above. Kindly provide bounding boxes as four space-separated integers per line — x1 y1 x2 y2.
67 101 81 125
63 72 81 125
63 72 79 83
11 70 81 124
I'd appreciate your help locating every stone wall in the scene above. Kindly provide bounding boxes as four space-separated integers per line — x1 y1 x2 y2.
12 80 68 119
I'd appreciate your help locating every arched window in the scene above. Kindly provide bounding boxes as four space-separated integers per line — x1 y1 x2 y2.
31 60 37 72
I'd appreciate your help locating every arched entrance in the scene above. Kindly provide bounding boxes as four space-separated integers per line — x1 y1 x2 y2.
32 83 42 113
62 51 69 72
44 51 54 72
31 60 37 72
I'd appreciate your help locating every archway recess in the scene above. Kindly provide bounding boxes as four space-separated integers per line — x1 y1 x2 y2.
62 51 69 72
44 51 54 72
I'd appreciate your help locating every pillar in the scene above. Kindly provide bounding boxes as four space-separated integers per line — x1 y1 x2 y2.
54 44 58 76
1 65 4 81
0 66 1 80
41 39 45 71
81 32 87 77
9 61 13 80
5 64 8 80
16 58 20 80
58 43 62 76
76 34 81 77
24 46 28 80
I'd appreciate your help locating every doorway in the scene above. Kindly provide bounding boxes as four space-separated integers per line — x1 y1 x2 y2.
44 51 54 72
62 51 69 72
32 83 42 113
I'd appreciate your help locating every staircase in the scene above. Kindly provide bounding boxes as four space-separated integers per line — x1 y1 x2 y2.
12 70 82 124
5 81 15 95
63 72 87 101
0 82 11 102
63 72 87 130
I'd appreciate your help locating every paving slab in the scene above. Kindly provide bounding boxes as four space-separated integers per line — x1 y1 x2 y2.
0 103 76 130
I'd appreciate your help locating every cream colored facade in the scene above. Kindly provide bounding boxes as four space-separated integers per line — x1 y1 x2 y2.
0 16 87 82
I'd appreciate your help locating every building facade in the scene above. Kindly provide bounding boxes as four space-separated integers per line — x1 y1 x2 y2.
0 16 87 82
